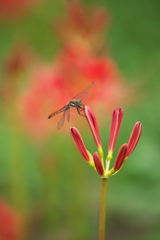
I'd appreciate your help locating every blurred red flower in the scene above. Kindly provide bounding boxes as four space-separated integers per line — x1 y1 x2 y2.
54 1 109 53
4 44 33 76
0 43 35 104
56 48 129 109
0 0 39 19
17 1 133 140
0 199 21 240
19 52 130 139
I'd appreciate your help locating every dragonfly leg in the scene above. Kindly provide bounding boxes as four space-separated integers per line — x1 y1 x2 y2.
77 107 85 117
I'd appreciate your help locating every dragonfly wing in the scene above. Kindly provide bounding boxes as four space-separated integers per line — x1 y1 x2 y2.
66 108 70 122
57 111 66 130
73 82 95 100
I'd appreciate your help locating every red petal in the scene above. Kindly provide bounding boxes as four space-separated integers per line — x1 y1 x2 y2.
84 106 102 149
93 152 104 176
114 144 128 171
126 122 142 157
70 127 91 162
108 108 123 153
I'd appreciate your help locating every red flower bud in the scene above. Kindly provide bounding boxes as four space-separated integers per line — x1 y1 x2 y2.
114 144 128 171
84 106 102 149
108 108 123 156
126 122 142 157
93 152 104 176
70 127 92 162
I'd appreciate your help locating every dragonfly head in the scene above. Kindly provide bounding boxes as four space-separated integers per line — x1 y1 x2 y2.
77 99 83 105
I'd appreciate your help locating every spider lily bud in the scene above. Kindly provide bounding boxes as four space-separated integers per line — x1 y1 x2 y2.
84 106 102 152
108 108 123 160
93 152 104 176
126 122 142 157
114 144 128 172
70 107 142 178
70 127 93 164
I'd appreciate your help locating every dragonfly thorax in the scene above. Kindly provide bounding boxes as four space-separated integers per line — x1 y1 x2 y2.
69 99 83 108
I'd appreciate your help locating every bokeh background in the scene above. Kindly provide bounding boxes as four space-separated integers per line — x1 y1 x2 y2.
0 0 160 239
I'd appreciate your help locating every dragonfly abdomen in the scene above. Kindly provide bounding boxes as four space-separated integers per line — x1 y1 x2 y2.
48 106 68 119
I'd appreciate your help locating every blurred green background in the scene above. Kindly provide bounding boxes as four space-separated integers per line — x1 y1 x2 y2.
0 0 160 240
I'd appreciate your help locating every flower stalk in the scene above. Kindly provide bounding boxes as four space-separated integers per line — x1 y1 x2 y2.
99 178 107 240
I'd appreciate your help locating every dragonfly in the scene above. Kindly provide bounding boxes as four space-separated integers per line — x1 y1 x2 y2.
48 82 95 130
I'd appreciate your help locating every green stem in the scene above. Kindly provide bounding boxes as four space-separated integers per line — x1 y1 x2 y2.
99 178 107 240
